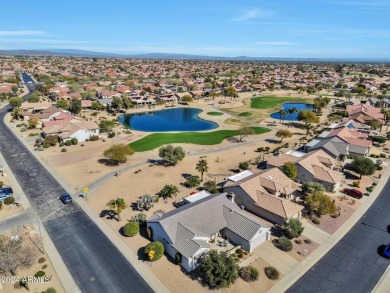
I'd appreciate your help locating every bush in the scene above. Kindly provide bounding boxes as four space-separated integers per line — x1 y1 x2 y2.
304 239 312 244
364 193 369 196
366 186 374 193
175 253 182 264
352 181 360 188
42 264 48 269
4 196 15 205
0 181 3 188
108 132 116 138
239 265 259 282
71 138 78 145
265 266 279 280
236 248 244 258
295 239 302 244
61 148 67 152
130 213 147 224
34 271 46 277
44 288 57 293
380 153 386 158
38 257 46 263
89 135 100 141
144 242 164 261
123 222 139 237
276 236 293 252
65 140 72 146
281 218 304 239
239 161 250 170
312 218 321 225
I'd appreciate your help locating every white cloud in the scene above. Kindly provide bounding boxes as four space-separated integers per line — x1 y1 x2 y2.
255 42 297 45
233 9 273 22
0 39 89 44
0 30 45 36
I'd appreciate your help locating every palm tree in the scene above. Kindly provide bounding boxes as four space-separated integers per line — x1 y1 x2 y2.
278 110 287 124
12 107 23 120
304 123 313 137
107 197 127 221
196 159 209 182
160 184 179 202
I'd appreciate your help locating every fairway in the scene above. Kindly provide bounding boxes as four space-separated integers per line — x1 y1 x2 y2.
251 96 307 109
206 111 224 116
129 127 270 152
238 112 253 116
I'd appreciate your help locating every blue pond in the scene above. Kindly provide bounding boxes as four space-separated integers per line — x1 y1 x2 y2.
118 108 218 132
270 103 314 121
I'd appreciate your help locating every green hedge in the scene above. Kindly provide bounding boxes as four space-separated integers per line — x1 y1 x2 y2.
144 241 164 261
123 222 139 237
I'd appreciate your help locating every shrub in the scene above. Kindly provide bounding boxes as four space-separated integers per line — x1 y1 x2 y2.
239 161 250 170
276 236 293 252
61 148 67 152
312 218 321 225
352 181 360 188
89 135 100 141
366 186 374 193
42 264 48 269
108 132 116 138
59 142 65 147
44 288 57 293
364 193 369 196
38 257 46 263
123 222 139 237
130 213 147 224
65 140 72 146
380 153 386 158
71 138 78 145
265 266 279 280
175 253 182 264
236 248 244 258
34 271 45 278
0 181 3 188
281 218 304 239
295 239 302 244
239 265 259 282
304 239 312 244
144 241 164 261
4 196 15 205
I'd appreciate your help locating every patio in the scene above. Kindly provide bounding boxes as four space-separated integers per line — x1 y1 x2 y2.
209 234 236 252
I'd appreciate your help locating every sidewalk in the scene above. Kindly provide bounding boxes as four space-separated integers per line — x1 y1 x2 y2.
269 165 390 293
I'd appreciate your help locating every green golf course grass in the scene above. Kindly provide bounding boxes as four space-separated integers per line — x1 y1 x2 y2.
251 96 307 109
129 127 271 152
238 112 253 117
206 111 224 116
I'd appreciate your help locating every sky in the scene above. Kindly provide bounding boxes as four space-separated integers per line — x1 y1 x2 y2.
0 0 389 58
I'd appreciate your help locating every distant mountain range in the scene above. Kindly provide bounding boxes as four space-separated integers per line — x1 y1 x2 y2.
0 49 389 63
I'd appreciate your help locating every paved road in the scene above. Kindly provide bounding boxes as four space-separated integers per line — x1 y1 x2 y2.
288 178 390 293
0 81 153 293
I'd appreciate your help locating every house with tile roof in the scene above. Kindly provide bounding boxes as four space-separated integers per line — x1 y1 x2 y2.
346 103 384 124
223 168 303 225
295 150 344 192
146 193 270 272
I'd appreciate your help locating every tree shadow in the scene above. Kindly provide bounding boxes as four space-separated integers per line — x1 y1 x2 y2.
265 138 281 144
147 159 163 165
97 158 118 166
181 173 192 179
100 209 117 220
227 137 239 143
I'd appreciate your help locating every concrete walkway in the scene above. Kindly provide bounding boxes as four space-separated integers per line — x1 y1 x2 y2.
270 165 390 293
301 221 330 245
243 241 299 276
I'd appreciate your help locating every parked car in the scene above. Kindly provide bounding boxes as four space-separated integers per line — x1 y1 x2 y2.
60 194 72 204
0 187 14 201
343 188 363 199
383 244 390 259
